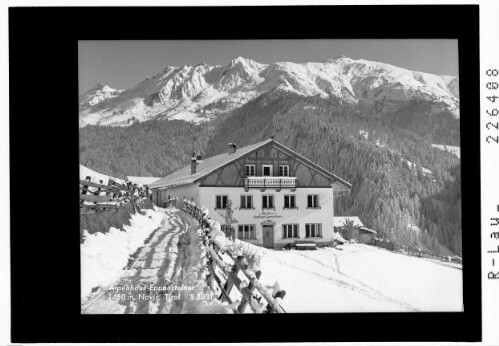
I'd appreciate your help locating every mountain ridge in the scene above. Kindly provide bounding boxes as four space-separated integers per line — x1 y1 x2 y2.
79 56 459 127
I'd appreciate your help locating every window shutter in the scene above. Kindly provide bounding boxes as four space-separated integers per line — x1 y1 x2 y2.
314 195 319 207
270 195 274 208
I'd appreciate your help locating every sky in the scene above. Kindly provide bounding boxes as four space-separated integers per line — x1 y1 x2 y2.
79 39 458 93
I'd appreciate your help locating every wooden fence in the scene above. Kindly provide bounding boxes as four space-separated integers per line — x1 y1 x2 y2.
80 176 152 214
372 238 463 265
182 202 287 313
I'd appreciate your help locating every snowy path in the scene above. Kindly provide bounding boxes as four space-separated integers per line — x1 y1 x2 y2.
81 209 195 314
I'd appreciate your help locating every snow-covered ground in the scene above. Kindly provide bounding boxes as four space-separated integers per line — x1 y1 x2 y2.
80 164 125 185
403 159 433 177
81 207 164 299
251 243 462 312
82 208 238 314
431 144 461 159
126 176 161 186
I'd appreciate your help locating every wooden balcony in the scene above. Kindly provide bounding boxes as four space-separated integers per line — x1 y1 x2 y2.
244 176 297 192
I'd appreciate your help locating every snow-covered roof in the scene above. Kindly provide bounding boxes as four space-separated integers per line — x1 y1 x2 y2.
360 227 377 234
127 176 161 186
334 216 365 228
149 139 352 191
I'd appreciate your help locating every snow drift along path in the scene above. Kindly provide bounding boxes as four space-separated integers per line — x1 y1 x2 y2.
80 207 165 299
81 208 191 314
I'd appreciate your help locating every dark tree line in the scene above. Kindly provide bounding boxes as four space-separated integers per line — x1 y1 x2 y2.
79 120 212 179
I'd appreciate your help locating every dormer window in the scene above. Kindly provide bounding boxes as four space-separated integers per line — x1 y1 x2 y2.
262 165 273 177
279 165 289 177
245 164 255 177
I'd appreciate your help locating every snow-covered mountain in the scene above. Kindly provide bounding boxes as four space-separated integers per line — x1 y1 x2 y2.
79 56 460 127
79 83 123 109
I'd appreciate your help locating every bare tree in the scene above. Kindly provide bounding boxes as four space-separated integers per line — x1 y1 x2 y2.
218 199 238 241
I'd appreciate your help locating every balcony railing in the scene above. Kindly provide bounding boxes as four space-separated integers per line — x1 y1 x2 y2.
244 176 297 191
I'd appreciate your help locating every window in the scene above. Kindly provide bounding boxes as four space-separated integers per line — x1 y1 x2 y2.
305 223 322 238
216 195 228 209
240 195 253 209
262 165 273 176
262 195 274 209
307 194 320 208
284 194 296 208
279 165 289 177
238 225 256 239
282 224 299 238
245 164 256 177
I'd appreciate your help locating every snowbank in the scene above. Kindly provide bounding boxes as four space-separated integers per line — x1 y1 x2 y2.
179 222 235 314
226 241 462 312
431 144 460 159
80 164 125 185
81 208 164 299
126 176 161 185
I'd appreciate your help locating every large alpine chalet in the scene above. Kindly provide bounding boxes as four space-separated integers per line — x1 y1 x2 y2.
149 138 351 249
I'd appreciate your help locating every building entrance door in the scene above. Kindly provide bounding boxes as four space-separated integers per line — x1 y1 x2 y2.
262 225 274 248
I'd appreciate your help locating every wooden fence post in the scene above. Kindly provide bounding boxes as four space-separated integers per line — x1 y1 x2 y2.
222 263 240 301
107 179 115 199
80 176 91 206
237 270 262 313
93 179 103 206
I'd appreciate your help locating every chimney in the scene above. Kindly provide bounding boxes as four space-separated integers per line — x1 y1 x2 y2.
227 142 237 154
191 152 197 174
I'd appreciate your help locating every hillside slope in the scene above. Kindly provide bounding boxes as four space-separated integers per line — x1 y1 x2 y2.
255 243 462 312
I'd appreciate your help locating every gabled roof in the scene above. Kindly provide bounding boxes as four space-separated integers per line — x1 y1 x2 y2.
149 138 352 191
334 216 364 228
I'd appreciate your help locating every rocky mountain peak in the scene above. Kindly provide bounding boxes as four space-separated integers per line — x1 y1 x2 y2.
79 56 459 127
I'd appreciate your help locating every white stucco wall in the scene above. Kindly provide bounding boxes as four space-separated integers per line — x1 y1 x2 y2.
198 186 335 248
153 183 201 207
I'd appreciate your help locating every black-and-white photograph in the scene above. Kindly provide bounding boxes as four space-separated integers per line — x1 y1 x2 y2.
78 39 463 314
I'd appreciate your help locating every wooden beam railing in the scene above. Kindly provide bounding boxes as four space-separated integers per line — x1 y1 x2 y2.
372 238 463 265
80 178 152 214
182 201 287 313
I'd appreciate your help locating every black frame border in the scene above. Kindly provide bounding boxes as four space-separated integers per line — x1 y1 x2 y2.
9 5 481 343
